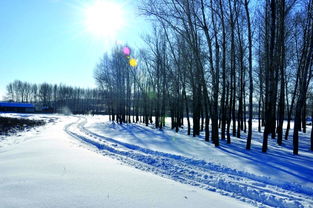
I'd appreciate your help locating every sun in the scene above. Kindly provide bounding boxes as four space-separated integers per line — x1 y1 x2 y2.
84 0 125 39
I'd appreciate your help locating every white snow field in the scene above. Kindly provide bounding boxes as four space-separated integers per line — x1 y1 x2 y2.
0 114 312 208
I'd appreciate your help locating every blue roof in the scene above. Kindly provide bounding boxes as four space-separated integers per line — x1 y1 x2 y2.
0 102 34 108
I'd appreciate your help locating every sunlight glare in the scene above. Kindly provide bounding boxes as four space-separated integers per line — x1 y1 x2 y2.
84 0 125 39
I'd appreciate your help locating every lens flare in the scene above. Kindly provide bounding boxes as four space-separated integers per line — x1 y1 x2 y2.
129 58 137 67
123 47 131 56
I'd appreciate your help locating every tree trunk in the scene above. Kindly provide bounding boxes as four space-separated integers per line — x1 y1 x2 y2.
245 0 253 150
302 101 307 133
293 100 302 155
277 0 286 146
203 86 210 142
285 73 299 140
219 0 227 141
311 102 313 151
262 0 276 153
193 89 201 136
228 0 236 137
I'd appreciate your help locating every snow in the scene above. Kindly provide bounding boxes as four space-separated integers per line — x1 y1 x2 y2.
87 116 313 186
0 114 253 208
1 113 312 207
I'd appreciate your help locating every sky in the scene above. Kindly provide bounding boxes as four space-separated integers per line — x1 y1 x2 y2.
0 0 150 100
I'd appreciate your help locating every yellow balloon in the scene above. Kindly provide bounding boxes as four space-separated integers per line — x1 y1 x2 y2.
129 58 137 67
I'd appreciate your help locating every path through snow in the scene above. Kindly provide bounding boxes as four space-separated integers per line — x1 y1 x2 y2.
65 116 313 208
0 114 253 208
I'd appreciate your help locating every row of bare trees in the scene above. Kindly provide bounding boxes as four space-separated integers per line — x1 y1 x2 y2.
95 0 312 154
5 80 104 114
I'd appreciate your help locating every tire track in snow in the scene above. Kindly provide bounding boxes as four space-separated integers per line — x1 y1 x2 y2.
65 116 313 208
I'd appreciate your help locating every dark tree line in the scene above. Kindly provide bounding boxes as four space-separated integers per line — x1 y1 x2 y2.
94 0 313 155
5 80 104 114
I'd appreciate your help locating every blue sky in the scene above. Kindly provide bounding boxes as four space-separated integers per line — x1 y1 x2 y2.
0 0 150 100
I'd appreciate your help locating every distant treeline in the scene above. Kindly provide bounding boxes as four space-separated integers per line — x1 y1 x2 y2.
5 80 105 114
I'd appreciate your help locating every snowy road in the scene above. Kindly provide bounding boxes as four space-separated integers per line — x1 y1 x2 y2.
0 114 253 208
65 116 313 208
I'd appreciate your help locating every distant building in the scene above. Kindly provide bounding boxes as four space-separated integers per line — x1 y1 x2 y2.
0 102 35 113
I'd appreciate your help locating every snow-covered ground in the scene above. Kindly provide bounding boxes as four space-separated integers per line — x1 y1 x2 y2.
0 113 312 208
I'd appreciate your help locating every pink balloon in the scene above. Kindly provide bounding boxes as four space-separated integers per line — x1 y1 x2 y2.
122 47 131 56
